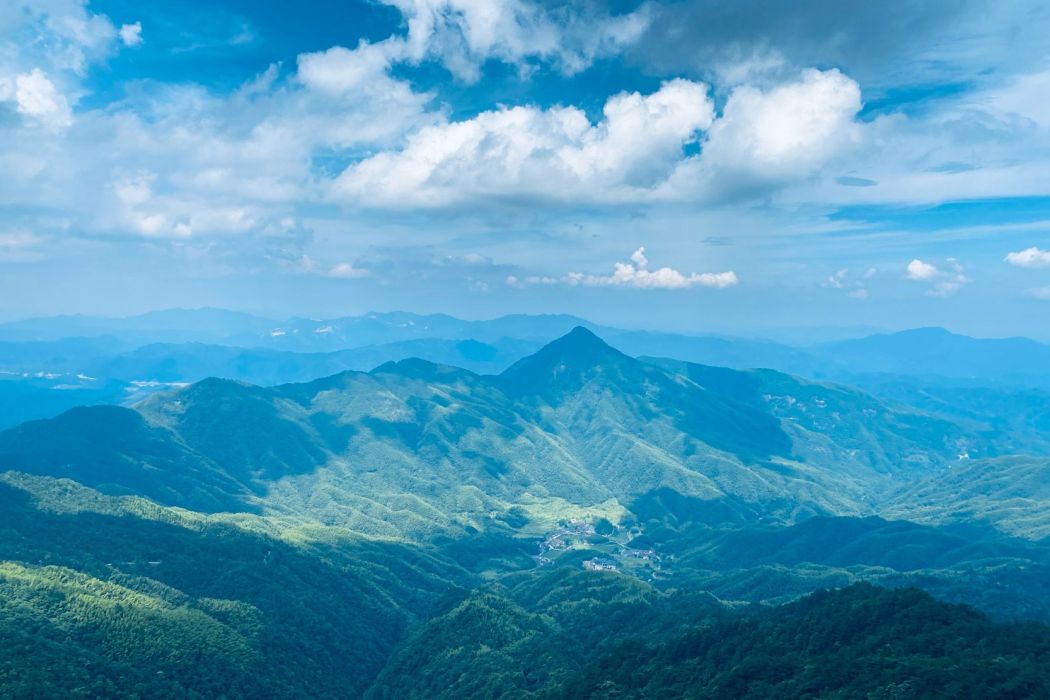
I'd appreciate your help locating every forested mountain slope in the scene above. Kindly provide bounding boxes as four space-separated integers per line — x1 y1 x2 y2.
0 328 989 538
4 328 1050 698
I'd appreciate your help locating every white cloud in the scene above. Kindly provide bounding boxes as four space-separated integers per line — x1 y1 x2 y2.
0 230 44 261
929 280 967 297
786 63 1050 209
906 258 969 296
296 42 403 95
973 65 1050 131
509 247 738 290
684 68 863 190
508 247 739 290
14 69 72 129
825 268 849 288
1027 286 1050 300
119 22 143 48
569 264 738 290
380 0 651 82
329 262 370 279
332 79 715 206
823 267 872 298
1 0 122 76
330 68 869 208
630 246 649 267
906 259 939 281
1005 246 1050 268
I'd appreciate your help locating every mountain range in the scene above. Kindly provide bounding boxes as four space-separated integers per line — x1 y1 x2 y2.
4 309 1050 434
3 320 1050 697
0 327 1011 532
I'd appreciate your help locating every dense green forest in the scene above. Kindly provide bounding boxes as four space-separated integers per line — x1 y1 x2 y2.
4 328 1050 697
4 472 1050 698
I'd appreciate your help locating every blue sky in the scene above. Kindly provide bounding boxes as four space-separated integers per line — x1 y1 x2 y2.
2 0 1050 338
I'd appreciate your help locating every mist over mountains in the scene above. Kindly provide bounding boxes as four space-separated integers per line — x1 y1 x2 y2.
3 308 1050 430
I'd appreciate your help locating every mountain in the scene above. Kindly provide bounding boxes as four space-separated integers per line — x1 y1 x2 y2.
0 336 544 429
558 583 1050 699
848 378 1050 454
0 328 986 535
0 474 470 699
0 308 279 345
0 404 250 512
885 456 1050 540
0 376 128 431
90 337 539 384
7 309 1050 388
814 327 1050 388
4 327 1050 696
374 582 1050 699
7 464 1047 700
0 309 594 351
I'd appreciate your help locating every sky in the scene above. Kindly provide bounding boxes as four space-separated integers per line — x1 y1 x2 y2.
2 0 1050 339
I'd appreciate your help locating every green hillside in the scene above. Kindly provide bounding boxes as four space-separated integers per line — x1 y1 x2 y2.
1 328 993 540
886 456 1050 540
3 328 1050 697
0 473 471 698
561 583 1050 699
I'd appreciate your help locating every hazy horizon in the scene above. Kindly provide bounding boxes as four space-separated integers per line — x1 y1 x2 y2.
9 305 1050 347
3 1 1050 339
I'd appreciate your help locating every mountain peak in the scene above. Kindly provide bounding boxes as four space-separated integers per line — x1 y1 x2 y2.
371 357 477 381
555 324 606 347
496 326 628 395
523 325 623 363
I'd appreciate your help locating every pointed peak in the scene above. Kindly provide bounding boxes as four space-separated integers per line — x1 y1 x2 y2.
540 324 599 345
533 326 622 360
497 326 629 395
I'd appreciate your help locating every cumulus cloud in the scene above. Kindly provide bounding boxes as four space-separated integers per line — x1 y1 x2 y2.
329 262 370 279
13 69 73 129
297 42 403 95
329 67 867 208
906 259 940 281
0 2 146 130
664 68 862 198
906 258 970 296
510 247 737 291
0 0 877 262
332 79 714 206
12 0 120 75
381 0 651 81
119 22 143 48
1005 246 1050 268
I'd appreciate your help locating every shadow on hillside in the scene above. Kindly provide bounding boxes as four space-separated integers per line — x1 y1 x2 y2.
0 480 471 697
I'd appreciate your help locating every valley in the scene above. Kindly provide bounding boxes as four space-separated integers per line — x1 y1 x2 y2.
2 319 1050 696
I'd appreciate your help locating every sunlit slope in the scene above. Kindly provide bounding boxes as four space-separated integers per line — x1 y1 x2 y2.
0 327 995 538
0 473 469 699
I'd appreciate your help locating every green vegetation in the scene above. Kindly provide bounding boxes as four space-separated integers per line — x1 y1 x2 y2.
1 328 999 538
886 456 1050 539
562 583 1050 699
3 328 1050 697
0 475 472 698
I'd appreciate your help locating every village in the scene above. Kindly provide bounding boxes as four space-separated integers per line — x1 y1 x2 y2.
534 517 664 580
